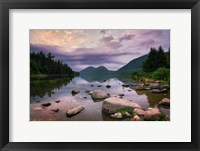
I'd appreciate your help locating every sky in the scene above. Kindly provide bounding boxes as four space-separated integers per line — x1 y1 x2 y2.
30 29 170 71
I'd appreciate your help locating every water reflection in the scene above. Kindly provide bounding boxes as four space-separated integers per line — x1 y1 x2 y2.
30 76 170 121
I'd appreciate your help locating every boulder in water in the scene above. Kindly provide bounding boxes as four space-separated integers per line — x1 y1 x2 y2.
66 105 84 117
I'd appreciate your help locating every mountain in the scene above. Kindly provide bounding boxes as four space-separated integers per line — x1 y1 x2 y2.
80 66 114 76
80 54 148 78
80 66 115 81
117 55 148 74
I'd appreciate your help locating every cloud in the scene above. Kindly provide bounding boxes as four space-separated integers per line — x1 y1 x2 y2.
119 34 135 42
30 29 170 71
100 29 108 35
100 35 114 42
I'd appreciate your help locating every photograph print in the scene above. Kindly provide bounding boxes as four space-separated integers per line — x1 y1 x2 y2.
30 29 170 121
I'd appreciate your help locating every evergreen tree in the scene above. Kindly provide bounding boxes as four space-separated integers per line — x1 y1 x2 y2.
30 51 78 76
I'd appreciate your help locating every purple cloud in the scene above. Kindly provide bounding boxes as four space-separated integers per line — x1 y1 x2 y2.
119 34 135 42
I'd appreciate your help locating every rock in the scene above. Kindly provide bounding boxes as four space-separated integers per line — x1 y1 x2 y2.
143 78 155 84
128 89 132 92
85 90 90 93
97 85 102 87
160 84 170 90
134 108 145 116
159 98 170 106
89 91 93 95
124 112 132 117
66 106 84 117
144 108 161 119
131 115 141 121
91 89 110 100
55 100 60 103
161 88 168 93
148 83 160 89
118 94 124 97
83 96 87 99
122 84 129 87
36 101 41 103
110 112 122 119
90 84 94 87
102 97 141 114
71 89 80 95
106 85 111 88
155 80 161 83
135 83 145 90
41 103 51 107
51 108 59 112
33 107 43 110
151 89 168 94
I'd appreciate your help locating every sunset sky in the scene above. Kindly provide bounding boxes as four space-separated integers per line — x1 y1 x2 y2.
30 29 170 71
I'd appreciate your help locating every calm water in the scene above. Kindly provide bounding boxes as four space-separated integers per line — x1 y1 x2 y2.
30 76 170 121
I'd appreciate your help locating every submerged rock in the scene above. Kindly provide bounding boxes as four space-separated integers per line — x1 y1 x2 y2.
159 98 170 106
122 84 129 87
85 90 90 93
102 97 141 114
118 94 124 97
98 85 102 87
151 89 168 94
51 108 59 112
110 112 122 119
90 84 94 87
106 85 111 88
91 89 110 101
41 103 51 107
66 105 84 117
71 89 80 95
151 89 162 94
83 96 87 99
144 108 161 119
131 115 141 121
55 100 60 103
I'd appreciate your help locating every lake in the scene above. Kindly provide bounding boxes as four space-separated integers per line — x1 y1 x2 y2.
30 75 170 121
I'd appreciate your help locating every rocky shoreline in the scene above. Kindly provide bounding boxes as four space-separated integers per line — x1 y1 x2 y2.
34 78 170 121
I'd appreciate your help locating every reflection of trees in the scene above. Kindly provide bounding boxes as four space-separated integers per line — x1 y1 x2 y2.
135 90 170 107
30 76 73 98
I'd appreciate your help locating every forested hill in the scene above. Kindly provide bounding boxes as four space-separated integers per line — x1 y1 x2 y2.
30 51 78 76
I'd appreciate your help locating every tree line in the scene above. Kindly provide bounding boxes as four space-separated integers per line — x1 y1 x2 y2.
133 46 170 82
30 51 78 76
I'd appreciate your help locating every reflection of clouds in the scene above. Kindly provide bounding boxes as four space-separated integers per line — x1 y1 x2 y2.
30 29 170 71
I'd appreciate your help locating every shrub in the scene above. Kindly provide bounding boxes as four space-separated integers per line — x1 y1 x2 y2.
152 67 170 81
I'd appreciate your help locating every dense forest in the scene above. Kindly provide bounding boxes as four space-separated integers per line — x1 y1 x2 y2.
30 51 78 76
132 46 170 83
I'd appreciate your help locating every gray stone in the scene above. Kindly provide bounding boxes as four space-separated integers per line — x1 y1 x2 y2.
71 89 80 95
66 106 84 117
91 89 110 100
102 97 141 114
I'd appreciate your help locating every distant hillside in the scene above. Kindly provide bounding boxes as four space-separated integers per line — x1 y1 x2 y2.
80 54 148 78
80 66 114 76
117 55 148 74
